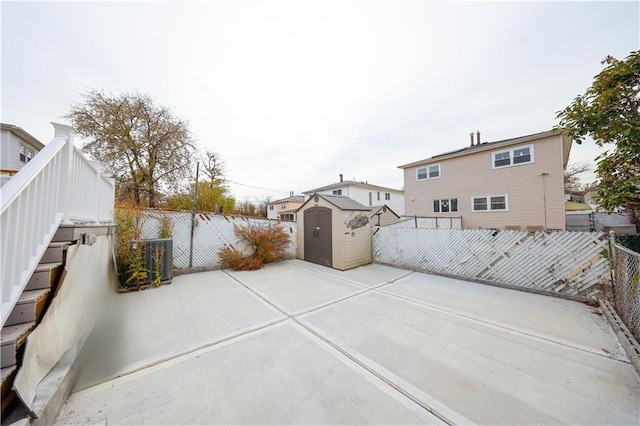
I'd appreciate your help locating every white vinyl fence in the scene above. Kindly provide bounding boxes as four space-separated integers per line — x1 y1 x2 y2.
373 227 610 299
388 216 463 229
140 210 297 271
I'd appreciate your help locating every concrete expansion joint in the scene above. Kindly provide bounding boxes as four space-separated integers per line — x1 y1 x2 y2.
375 289 630 364
221 268 458 424
73 317 289 394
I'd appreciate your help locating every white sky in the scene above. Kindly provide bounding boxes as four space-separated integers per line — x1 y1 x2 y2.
2 1 638 202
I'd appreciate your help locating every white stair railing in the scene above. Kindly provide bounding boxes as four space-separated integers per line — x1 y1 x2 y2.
0 123 115 327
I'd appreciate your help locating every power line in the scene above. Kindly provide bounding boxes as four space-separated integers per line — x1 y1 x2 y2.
227 180 291 194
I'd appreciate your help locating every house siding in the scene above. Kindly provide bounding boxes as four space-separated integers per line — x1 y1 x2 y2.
267 199 304 220
1 129 43 172
403 134 566 230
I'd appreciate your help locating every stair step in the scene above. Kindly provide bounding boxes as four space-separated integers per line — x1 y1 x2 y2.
40 242 68 264
5 290 49 327
52 226 75 242
25 263 62 291
1 322 35 369
1 366 18 417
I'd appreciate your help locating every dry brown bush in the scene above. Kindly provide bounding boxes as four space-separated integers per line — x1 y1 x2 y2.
219 223 291 271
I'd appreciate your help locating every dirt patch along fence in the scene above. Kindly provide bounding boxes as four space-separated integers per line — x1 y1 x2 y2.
139 210 297 271
372 227 610 300
611 234 640 342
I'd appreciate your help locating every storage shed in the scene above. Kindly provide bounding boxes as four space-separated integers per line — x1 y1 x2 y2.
369 205 401 226
296 193 372 270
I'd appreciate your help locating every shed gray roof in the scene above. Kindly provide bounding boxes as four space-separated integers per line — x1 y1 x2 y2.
297 193 371 212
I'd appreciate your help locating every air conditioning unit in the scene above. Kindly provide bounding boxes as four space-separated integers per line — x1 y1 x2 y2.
131 238 173 284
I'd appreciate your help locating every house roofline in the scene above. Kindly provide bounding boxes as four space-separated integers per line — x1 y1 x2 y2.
295 193 372 212
302 180 403 194
1 123 45 150
269 195 304 204
369 204 400 218
397 130 570 169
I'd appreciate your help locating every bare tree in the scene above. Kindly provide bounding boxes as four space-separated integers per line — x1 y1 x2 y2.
564 162 592 192
66 88 196 207
200 149 226 187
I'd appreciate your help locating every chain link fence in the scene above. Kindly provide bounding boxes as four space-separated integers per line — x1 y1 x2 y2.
612 239 640 342
139 209 297 271
610 231 640 341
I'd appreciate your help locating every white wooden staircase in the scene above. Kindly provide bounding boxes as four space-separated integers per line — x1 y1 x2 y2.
1 229 72 417
0 123 115 423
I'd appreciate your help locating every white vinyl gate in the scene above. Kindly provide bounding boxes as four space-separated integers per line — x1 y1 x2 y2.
373 227 610 299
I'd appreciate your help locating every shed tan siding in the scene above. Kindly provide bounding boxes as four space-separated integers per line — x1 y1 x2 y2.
340 210 372 269
296 197 372 270
403 134 566 230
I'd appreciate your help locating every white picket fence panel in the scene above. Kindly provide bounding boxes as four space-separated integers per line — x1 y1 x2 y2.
373 227 609 299
140 210 297 270
387 216 463 229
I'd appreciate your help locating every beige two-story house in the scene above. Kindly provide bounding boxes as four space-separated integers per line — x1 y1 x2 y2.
398 130 572 230
267 194 304 221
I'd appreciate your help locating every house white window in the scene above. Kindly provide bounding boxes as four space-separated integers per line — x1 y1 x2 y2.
433 198 458 213
332 189 342 195
385 193 390 201
493 145 533 168
19 146 28 163
377 191 380 201
472 194 509 212
417 164 440 181
281 203 286 209
269 205 274 211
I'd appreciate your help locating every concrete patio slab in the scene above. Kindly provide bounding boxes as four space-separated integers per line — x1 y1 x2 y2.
73 270 284 391
380 271 628 360
287 259 412 288
56 261 640 425
226 261 368 314
56 322 440 425
301 291 640 425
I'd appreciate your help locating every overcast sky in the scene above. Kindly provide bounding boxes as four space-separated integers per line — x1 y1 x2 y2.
2 1 638 202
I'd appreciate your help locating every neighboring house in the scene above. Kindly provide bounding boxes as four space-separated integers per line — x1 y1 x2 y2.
302 174 405 215
1 123 45 186
398 130 572 230
267 194 304 221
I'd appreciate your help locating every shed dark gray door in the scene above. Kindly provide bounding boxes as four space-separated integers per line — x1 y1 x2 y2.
304 206 332 267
